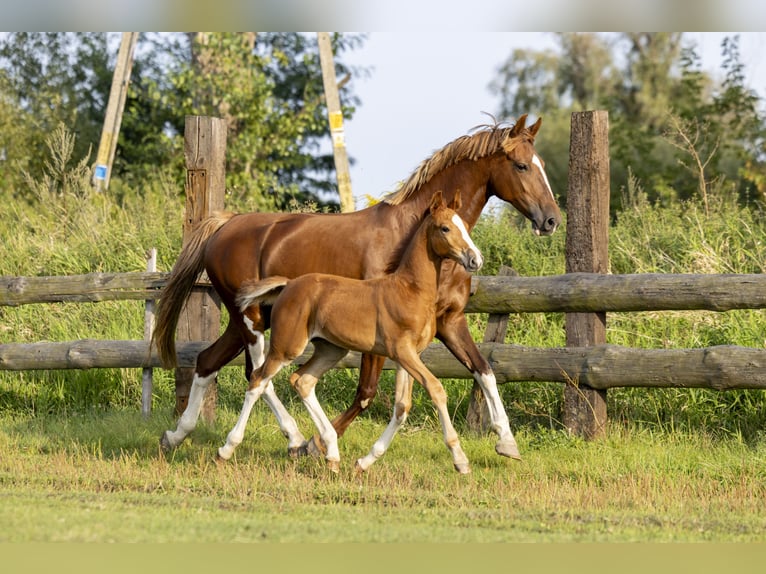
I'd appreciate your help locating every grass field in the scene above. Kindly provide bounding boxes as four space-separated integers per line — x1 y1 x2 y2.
2 400 766 543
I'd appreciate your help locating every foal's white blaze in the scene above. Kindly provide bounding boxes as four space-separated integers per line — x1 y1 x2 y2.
532 154 555 201
451 213 483 269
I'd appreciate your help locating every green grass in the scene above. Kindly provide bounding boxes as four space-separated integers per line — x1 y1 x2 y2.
1 406 766 542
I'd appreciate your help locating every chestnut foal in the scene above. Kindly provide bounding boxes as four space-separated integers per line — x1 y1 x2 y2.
217 191 482 473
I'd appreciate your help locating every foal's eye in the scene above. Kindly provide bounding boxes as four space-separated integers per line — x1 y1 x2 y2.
514 162 528 172
441 226 450 233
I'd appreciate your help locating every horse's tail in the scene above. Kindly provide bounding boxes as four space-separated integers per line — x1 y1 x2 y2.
153 211 237 368
236 276 290 312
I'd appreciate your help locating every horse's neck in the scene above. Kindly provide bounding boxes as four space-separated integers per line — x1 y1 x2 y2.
398 161 490 230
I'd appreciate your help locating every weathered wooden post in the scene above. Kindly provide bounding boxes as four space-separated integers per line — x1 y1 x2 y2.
174 116 226 421
563 110 610 438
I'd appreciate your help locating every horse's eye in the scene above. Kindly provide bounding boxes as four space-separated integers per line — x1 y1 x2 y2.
515 162 528 172
441 226 450 233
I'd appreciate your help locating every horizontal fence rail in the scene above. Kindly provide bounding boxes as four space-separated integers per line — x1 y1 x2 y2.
4 271 766 311
1 340 765 391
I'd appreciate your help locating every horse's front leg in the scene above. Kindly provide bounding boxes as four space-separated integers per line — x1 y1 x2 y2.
436 311 521 460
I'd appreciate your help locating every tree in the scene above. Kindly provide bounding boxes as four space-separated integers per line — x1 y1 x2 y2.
490 32 766 210
0 32 366 211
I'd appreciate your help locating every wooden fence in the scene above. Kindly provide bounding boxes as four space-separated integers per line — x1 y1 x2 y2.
1 111 765 437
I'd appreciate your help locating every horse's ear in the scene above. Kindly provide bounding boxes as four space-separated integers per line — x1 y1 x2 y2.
449 189 462 212
430 190 445 214
511 113 529 136
528 116 542 139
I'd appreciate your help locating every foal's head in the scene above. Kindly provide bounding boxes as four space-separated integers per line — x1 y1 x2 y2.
427 191 483 273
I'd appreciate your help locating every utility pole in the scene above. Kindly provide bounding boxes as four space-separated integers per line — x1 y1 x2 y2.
317 32 354 212
93 32 138 192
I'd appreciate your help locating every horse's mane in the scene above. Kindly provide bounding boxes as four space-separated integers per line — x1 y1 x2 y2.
383 117 535 206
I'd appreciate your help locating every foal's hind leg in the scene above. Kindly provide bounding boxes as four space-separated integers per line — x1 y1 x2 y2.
217 354 291 461
355 365 413 472
303 353 385 457
290 341 349 473
240 313 305 457
160 322 243 451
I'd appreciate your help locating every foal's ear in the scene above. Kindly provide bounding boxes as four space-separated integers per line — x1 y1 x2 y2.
448 189 462 212
429 190 445 213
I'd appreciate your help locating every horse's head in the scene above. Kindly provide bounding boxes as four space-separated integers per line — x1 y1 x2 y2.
427 190 483 273
489 114 562 236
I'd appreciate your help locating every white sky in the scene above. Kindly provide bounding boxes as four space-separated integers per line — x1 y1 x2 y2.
340 32 766 209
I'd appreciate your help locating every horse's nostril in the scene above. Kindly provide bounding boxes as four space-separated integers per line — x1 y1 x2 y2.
547 217 557 230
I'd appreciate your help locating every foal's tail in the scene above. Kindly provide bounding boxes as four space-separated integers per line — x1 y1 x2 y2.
152 211 236 368
236 276 290 312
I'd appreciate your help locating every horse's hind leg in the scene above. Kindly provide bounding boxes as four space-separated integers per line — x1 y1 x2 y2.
355 365 413 472
160 322 243 451
290 341 348 472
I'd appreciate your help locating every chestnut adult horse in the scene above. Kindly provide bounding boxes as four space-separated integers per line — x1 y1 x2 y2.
219 191 482 473
155 114 561 459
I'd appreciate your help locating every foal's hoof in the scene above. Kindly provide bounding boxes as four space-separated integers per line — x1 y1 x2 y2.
454 462 471 475
327 459 340 474
215 452 228 466
297 435 326 458
495 439 522 460
159 431 174 453
287 445 302 460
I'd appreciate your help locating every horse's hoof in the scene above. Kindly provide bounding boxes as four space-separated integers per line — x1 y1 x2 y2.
327 459 340 474
159 431 174 453
495 440 522 460
215 452 228 466
354 459 368 475
454 462 471 474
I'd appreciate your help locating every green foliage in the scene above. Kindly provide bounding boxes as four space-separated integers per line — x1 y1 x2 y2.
491 32 766 211
0 32 367 210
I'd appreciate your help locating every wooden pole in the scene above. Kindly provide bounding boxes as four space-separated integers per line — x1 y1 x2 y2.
563 111 610 439
317 32 354 212
93 32 138 192
141 248 157 417
174 116 226 421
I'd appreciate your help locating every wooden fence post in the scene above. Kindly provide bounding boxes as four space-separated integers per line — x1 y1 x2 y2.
563 110 610 439
141 247 157 417
174 116 226 421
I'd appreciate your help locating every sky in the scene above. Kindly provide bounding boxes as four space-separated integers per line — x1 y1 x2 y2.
340 32 766 209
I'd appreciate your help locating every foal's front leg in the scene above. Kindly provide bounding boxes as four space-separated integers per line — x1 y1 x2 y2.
397 351 470 474
355 365 413 472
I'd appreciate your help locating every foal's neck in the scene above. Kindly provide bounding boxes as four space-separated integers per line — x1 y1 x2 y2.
393 219 442 295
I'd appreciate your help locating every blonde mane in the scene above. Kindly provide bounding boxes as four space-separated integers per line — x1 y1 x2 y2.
384 119 535 206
